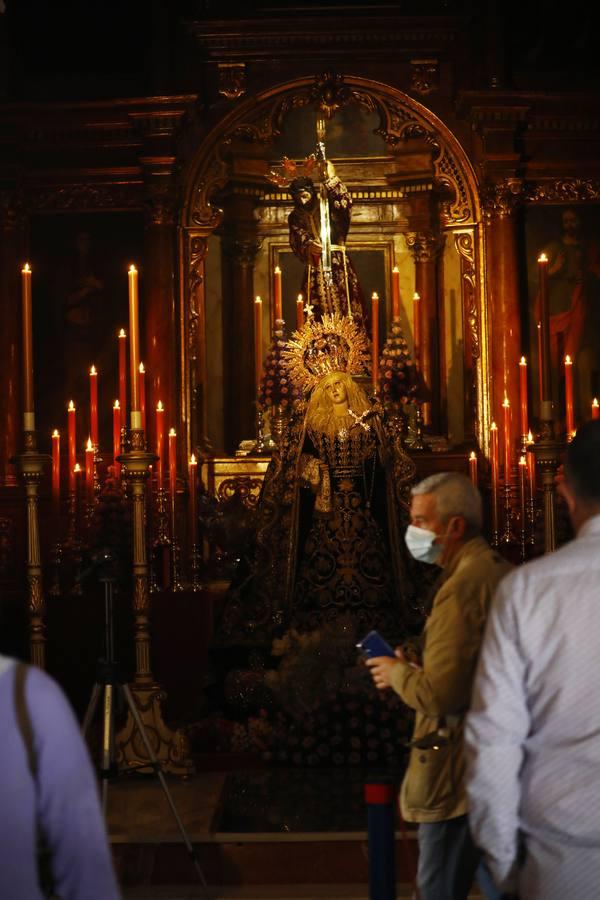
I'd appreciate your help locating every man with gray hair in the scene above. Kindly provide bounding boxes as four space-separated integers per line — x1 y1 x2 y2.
367 472 511 900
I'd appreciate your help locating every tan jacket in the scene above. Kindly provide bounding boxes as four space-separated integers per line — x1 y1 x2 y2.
391 536 512 823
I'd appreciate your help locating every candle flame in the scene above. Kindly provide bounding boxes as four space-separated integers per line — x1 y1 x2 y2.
255 295 262 304
593 398 599 407
469 451 476 461
413 292 420 300
538 253 548 263
22 263 31 273
502 394 510 408
68 400 75 411
520 356 527 365
274 266 281 274
490 421 498 431
527 430 534 443
118 328 126 338
128 264 137 274
52 429 59 438
139 362 145 374
190 454 197 466
169 428 176 437
297 294 303 302
114 399 120 409
156 400 164 412
519 455 527 466
371 292 379 300
565 355 572 365
86 437 93 451
393 265 399 274
90 365 97 375
74 463 81 473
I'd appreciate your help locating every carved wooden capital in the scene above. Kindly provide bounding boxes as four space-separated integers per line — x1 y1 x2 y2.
405 230 442 263
481 178 524 222
222 237 262 268
218 63 247 100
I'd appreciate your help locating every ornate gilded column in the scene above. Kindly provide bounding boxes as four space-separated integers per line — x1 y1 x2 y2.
221 190 262 451
17 450 48 668
185 233 211 455
481 179 523 474
0 193 25 486
405 230 443 431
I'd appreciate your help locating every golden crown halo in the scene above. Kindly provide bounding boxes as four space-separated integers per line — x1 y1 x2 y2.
267 154 318 189
283 313 370 395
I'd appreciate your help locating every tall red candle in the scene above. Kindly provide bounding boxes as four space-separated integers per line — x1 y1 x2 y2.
502 395 512 483
21 263 35 433
592 398 600 420
139 362 146 434
371 292 380 391
526 431 536 498
118 328 127 429
89 365 98 447
128 265 141 428
254 296 263 392
392 266 400 319
538 254 552 409
296 294 304 331
113 401 121 480
519 356 528 438
413 292 421 361
52 429 60 516
156 401 165 490
518 455 527 529
189 454 198 548
273 266 282 322
537 322 542 408
564 355 575 436
468 451 477 487
490 421 499 535
68 401 76 492
168 428 177 502
85 437 94 503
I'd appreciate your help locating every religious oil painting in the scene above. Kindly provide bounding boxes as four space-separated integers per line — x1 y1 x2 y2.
524 203 600 424
30 212 144 452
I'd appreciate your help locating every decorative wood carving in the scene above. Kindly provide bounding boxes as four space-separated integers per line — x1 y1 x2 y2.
218 63 247 100
524 179 600 203
26 182 143 212
217 476 262 509
454 231 479 360
410 59 440 96
480 178 524 221
188 236 208 361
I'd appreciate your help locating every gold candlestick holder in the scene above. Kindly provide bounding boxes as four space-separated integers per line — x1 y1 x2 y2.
501 477 517 546
16 448 50 669
116 443 193 775
531 431 564 555
405 401 425 450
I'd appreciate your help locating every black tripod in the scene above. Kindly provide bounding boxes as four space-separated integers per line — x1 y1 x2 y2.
81 554 208 893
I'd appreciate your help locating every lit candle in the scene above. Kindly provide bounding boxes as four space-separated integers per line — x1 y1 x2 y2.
128 265 141 428
118 328 127 429
296 294 304 331
468 451 477 487
519 356 528 438
371 291 380 390
538 254 551 409
73 463 82 519
254 296 263 393
52 429 60 516
526 431 536 498
490 421 499 535
189 453 198 548
85 437 94 503
392 266 400 319
413 292 421 361
113 401 121 480
21 263 35 433
68 401 76 492
537 322 542 408
168 428 177 504
273 266 282 322
564 355 575 437
592 398 600 420
89 365 99 447
518 455 527 529
502 394 512 484
139 362 146 434
156 401 165 491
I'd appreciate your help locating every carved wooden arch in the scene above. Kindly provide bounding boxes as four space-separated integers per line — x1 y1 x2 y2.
179 73 486 453
181 72 481 229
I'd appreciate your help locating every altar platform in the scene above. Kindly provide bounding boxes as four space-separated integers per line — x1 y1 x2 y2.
107 766 484 899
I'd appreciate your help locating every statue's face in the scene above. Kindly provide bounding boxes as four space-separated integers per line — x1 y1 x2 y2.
325 376 348 405
562 208 580 236
296 188 314 207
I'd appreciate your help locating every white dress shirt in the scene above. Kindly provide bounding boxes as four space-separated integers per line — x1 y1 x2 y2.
465 513 600 899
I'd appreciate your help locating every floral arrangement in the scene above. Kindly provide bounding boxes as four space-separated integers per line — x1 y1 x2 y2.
378 318 420 406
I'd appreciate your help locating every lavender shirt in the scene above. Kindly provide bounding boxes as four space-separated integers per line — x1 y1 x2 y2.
0 655 120 899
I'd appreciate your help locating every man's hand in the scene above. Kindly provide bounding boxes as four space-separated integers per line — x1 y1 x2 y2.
366 648 405 690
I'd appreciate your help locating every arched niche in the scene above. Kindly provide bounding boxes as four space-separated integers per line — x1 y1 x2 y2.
179 73 487 455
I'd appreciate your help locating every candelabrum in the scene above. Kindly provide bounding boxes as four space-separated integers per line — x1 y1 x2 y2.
531 422 564 555
169 478 184 593
404 400 425 450
269 403 289 446
189 542 203 592
16 443 50 669
501 474 517 546
490 480 500 548
254 404 267 454
116 436 193 775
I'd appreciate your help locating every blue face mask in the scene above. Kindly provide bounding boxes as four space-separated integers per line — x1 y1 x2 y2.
405 524 442 565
